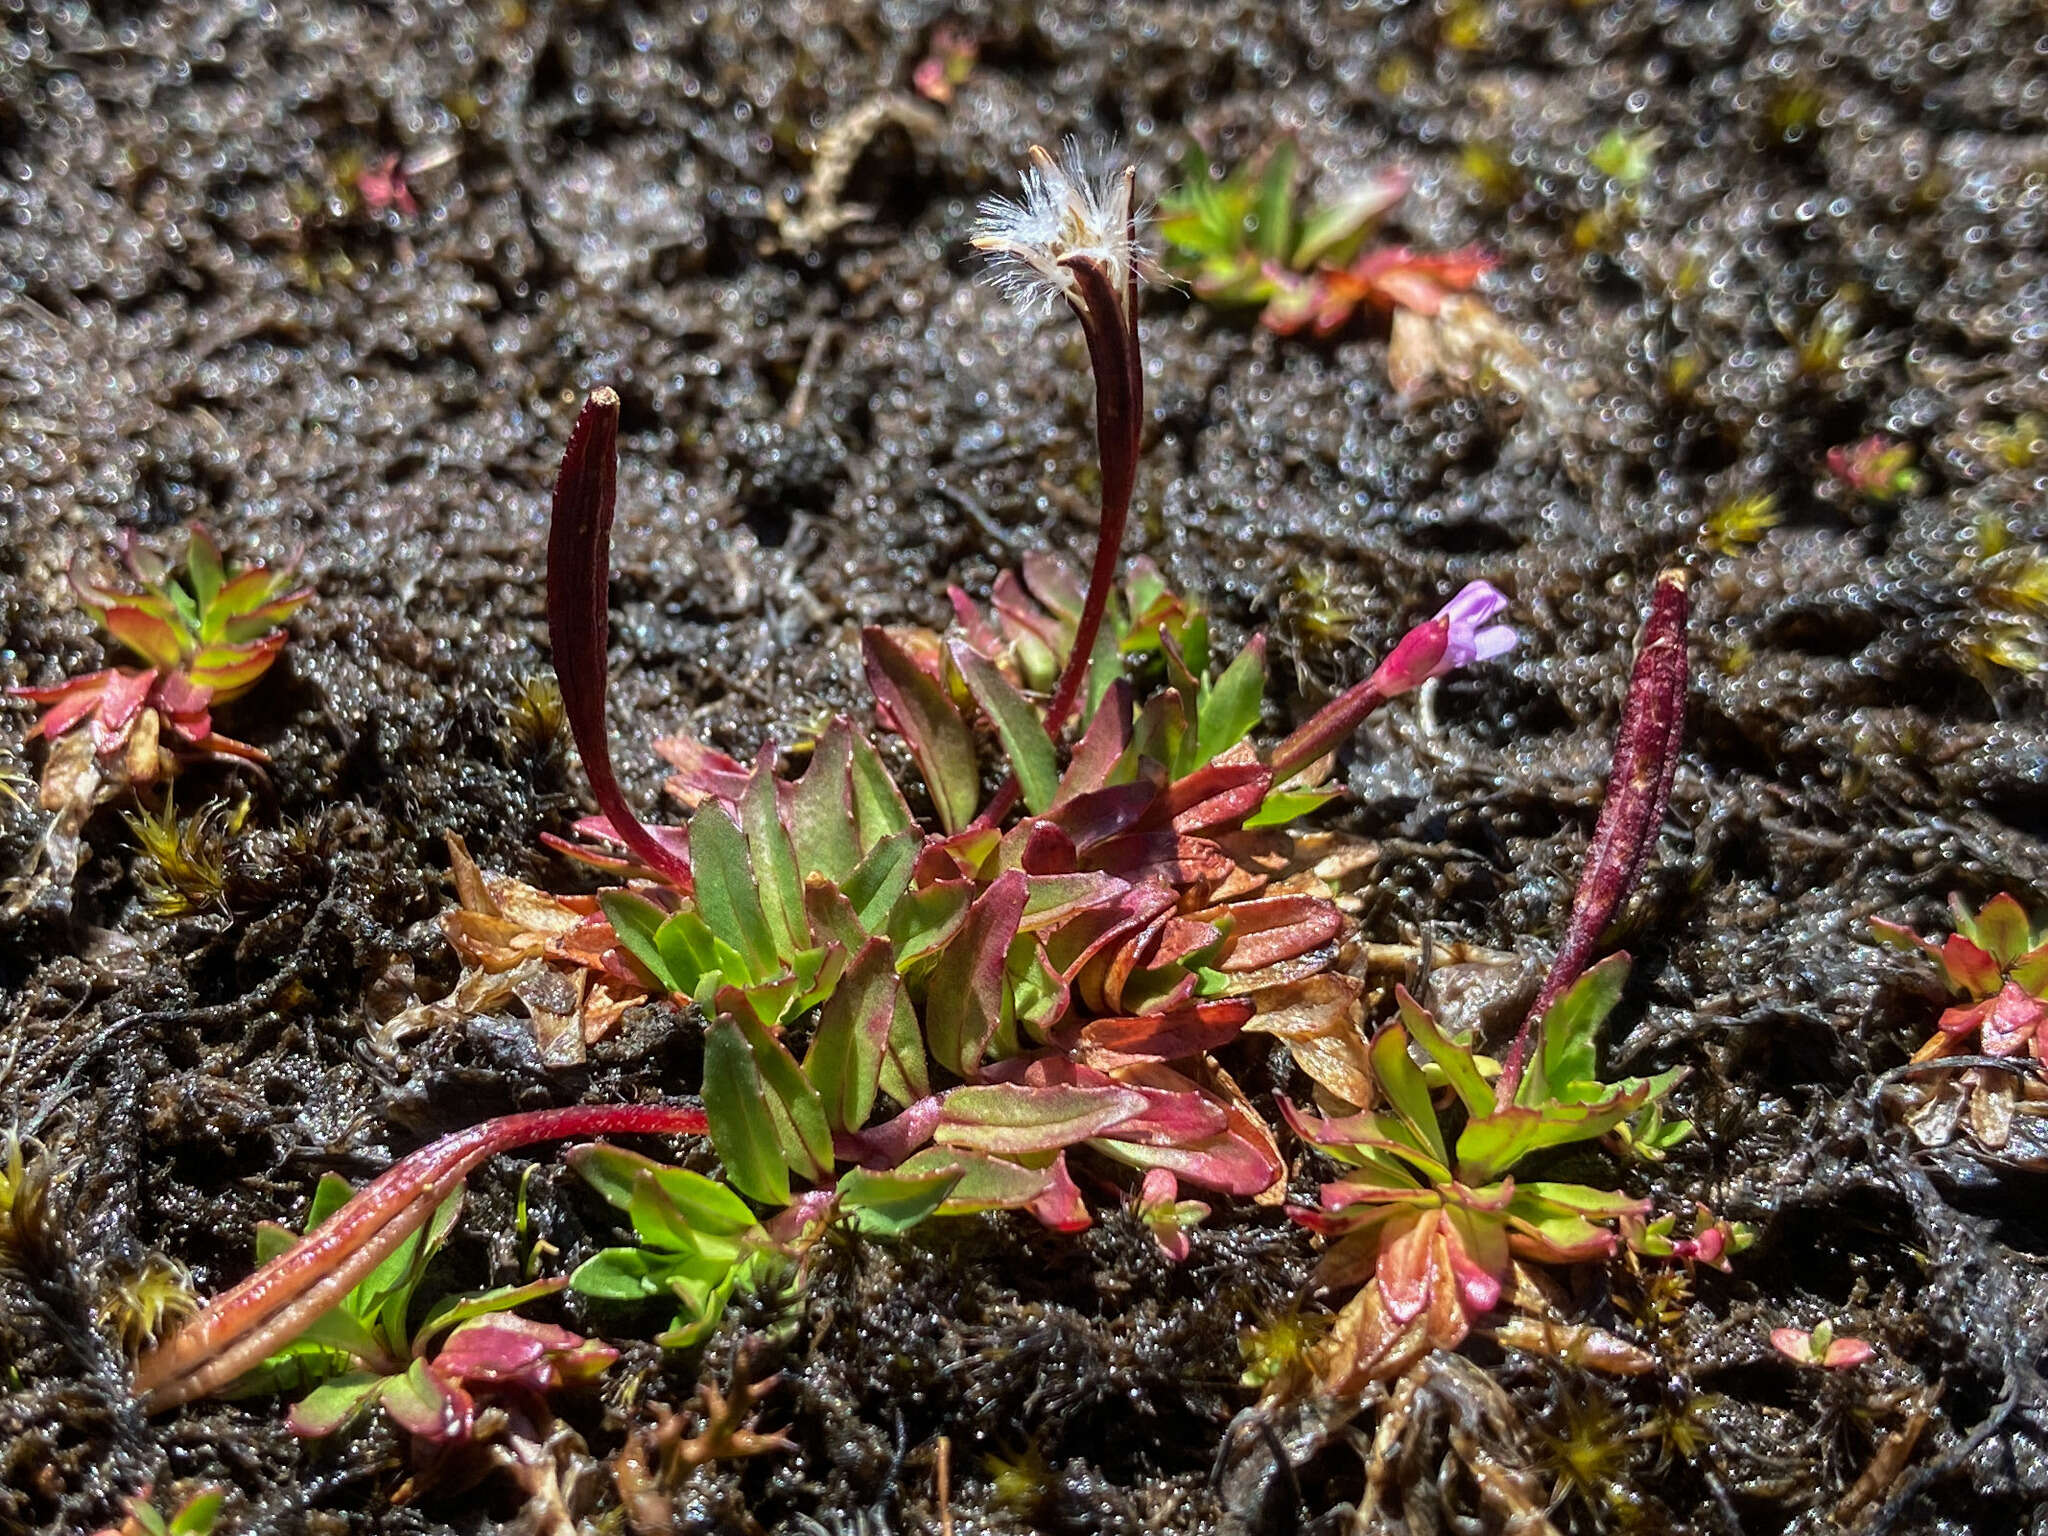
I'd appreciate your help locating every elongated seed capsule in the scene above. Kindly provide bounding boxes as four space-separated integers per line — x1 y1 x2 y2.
1495 568 1689 1106
134 1103 708 1411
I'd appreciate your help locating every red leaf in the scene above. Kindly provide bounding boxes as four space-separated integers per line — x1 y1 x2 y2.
1216 894 1344 972
862 626 981 834
925 870 1029 1077
1075 998 1254 1061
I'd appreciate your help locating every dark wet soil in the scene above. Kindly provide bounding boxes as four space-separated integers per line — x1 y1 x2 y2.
5 2 2048 1533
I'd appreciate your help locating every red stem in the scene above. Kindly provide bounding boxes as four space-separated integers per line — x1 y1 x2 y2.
1495 569 1690 1107
133 1103 708 1412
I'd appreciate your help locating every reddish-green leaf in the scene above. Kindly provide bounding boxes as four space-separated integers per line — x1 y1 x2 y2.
936 1083 1148 1155
742 756 808 963
863 626 980 833
925 870 1028 1076
790 720 861 883
888 880 974 967
951 639 1060 813
804 938 901 1133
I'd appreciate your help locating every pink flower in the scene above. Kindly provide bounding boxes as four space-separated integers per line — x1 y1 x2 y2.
1370 581 1518 697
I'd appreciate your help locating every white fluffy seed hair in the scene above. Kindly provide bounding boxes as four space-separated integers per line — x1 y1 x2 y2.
971 139 1154 317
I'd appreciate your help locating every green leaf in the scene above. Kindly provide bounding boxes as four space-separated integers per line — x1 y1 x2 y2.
689 803 777 982
306 1171 356 1232
626 1171 748 1263
734 1009 833 1184
702 1015 791 1205
848 728 915 849
569 1246 673 1302
287 1372 385 1439
1243 785 1341 829
656 909 736 1001
1369 1024 1449 1165
836 1164 962 1235
599 890 680 993
413 1277 564 1353
924 870 1028 1077
167 1489 225 1536
1529 953 1632 1106
1396 989 1492 1117
1195 635 1266 768
951 640 1060 813
790 720 862 883
862 627 981 834
804 938 901 1133
742 757 809 964
1250 138 1298 262
887 880 974 968
842 829 919 933
184 528 225 615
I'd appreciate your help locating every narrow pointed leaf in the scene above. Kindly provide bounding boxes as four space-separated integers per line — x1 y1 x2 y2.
1369 1024 1449 1165
790 720 862 883
1396 988 1493 1117
952 639 1060 813
804 938 901 1133
742 756 809 963
1195 635 1266 767
925 870 1029 1076
863 627 980 833
689 803 776 981
1528 953 1632 1107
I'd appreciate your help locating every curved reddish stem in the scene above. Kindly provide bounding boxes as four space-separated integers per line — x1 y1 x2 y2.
133 1103 708 1412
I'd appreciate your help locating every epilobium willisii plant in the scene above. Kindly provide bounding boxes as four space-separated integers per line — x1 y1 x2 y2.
133 148 1533 1426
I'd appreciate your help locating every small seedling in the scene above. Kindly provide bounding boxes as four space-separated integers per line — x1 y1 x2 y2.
1158 138 1493 342
1873 893 2048 1149
89 1486 225 1536
1770 1322 1871 1370
1827 435 1925 503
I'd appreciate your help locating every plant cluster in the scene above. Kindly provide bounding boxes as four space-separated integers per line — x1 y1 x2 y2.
127 150 1707 1517
89 1486 224 1536
13 525 306 793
